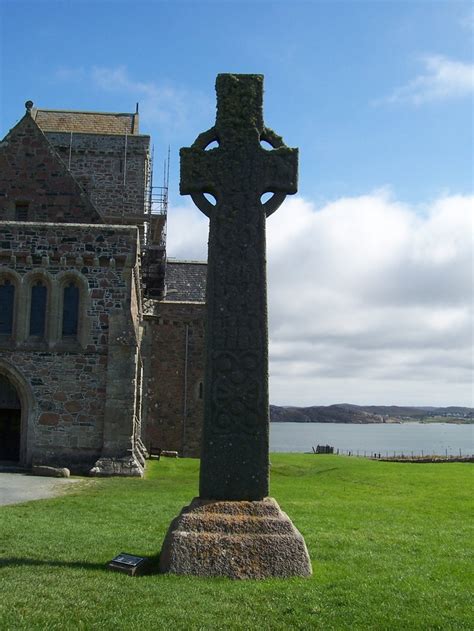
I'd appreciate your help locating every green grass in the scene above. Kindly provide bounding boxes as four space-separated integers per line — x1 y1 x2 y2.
0 455 472 630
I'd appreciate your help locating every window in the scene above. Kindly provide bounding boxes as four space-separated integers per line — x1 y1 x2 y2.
62 282 79 337
15 202 29 221
0 279 15 335
29 281 47 337
57 272 88 347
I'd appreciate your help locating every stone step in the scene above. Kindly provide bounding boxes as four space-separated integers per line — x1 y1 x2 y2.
177 512 295 535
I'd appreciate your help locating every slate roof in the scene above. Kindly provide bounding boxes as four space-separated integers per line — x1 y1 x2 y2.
33 109 139 135
164 260 207 302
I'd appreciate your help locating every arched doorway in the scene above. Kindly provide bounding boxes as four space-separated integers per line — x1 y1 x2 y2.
0 374 21 462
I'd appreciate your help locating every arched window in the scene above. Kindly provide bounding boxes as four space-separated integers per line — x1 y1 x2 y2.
62 282 80 337
29 281 47 337
0 279 15 335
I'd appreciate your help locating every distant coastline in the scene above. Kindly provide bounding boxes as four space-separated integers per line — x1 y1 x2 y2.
270 404 474 424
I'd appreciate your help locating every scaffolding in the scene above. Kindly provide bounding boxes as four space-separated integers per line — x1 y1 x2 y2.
144 147 169 240
142 146 169 297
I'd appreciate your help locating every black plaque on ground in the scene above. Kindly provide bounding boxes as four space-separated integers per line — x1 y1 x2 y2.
107 552 150 576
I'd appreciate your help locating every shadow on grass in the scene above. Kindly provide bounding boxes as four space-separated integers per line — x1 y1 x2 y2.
275 466 341 477
312 467 340 475
0 553 162 575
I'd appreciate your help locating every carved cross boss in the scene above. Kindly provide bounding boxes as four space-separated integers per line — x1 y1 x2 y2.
180 74 298 500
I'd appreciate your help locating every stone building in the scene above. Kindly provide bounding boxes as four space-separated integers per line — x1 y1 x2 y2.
143 261 206 459
0 102 205 475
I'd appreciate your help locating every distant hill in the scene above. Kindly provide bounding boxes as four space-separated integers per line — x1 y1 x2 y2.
269 404 474 424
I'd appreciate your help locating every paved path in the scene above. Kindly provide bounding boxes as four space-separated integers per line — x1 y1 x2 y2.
0 473 80 507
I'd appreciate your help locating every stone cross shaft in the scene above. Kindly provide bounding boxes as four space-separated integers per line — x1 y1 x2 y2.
180 74 298 500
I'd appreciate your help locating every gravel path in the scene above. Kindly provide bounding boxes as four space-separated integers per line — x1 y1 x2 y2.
0 472 80 507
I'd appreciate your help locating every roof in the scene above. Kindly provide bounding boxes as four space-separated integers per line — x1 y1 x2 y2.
164 260 207 302
33 108 139 135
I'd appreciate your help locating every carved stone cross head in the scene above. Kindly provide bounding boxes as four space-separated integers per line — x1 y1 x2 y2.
180 73 298 218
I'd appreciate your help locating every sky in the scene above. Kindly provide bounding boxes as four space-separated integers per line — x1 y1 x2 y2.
1 0 473 407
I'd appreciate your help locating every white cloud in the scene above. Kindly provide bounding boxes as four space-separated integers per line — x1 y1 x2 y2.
55 65 212 132
267 193 473 405
167 191 473 406
381 55 474 105
166 200 209 261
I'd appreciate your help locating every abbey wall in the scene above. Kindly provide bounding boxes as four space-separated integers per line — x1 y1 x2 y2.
44 132 150 222
0 221 142 473
0 115 102 224
0 104 205 474
144 300 205 458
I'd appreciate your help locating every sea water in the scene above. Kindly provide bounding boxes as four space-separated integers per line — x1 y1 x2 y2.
269 422 474 455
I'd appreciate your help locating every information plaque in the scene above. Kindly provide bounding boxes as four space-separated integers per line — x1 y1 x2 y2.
107 552 150 576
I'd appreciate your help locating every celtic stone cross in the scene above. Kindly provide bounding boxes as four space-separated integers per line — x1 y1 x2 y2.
159 75 310 579
181 74 298 500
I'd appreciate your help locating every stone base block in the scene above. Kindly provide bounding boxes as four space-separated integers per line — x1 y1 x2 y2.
89 454 144 477
159 497 312 579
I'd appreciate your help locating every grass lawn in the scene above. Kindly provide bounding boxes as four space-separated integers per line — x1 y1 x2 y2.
0 455 472 630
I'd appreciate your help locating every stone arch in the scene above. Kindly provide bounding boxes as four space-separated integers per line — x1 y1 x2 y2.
0 268 22 342
55 270 91 348
0 358 36 466
22 269 54 344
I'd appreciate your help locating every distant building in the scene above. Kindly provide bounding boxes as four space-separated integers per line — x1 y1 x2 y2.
0 102 205 475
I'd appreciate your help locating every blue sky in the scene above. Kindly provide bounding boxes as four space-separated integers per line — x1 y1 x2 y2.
1 1 473 406
1 1 472 204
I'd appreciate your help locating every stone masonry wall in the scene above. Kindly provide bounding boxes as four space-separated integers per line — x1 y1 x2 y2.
0 351 107 468
0 115 102 224
0 222 140 471
45 132 150 220
143 301 205 458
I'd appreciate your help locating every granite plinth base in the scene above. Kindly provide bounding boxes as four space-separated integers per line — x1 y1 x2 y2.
159 497 312 579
